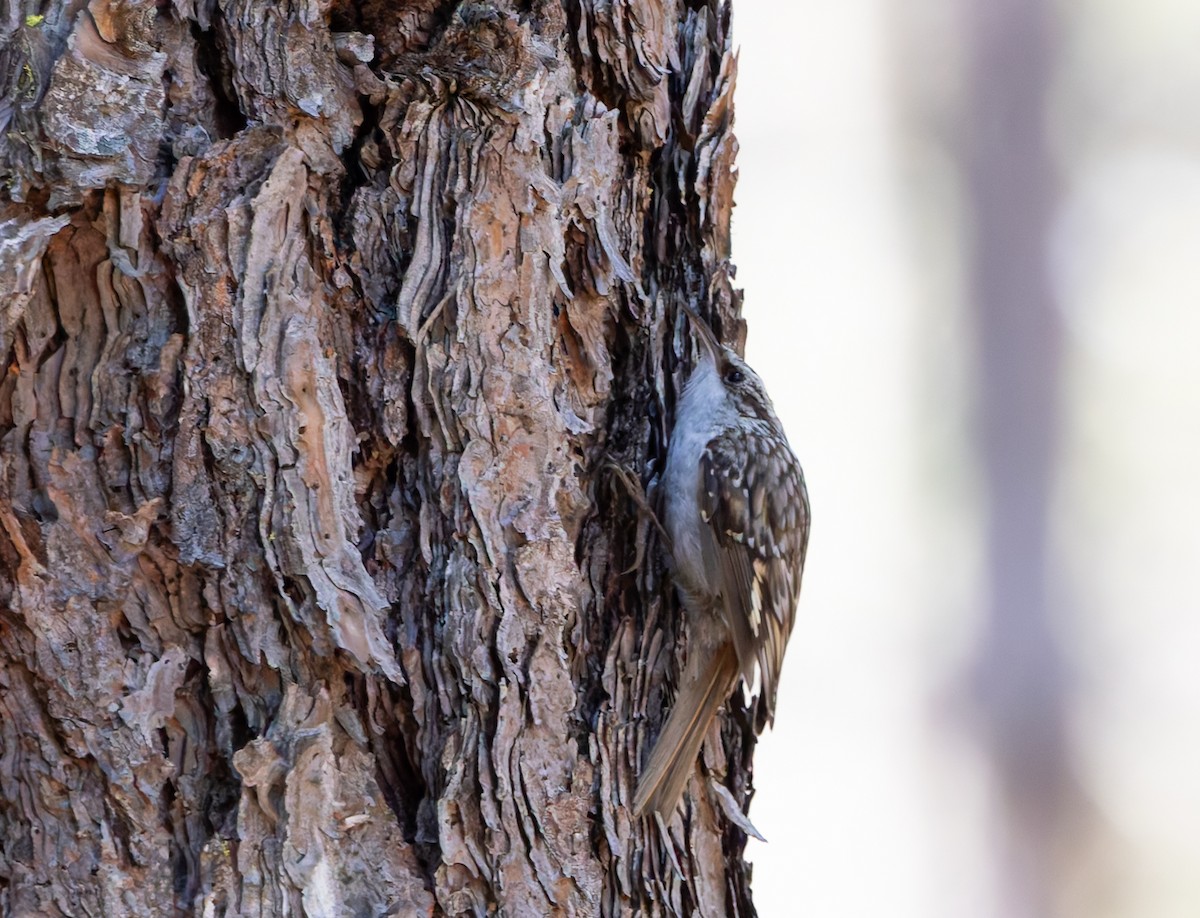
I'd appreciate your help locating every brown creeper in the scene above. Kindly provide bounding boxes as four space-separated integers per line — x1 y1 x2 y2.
633 309 810 818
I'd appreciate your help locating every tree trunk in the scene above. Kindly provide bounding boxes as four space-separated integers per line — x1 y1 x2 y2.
964 2 1070 916
0 1 755 914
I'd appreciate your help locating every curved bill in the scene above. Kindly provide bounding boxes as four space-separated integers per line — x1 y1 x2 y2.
680 305 722 362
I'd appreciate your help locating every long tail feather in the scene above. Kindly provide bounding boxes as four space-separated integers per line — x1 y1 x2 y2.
634 643 739 817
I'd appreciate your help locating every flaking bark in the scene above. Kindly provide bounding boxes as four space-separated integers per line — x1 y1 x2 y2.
1 1 757 914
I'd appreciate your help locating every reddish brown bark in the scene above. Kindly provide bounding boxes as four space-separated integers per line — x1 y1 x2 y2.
1 2 757 914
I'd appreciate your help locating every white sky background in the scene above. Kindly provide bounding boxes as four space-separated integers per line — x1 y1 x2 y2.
731 2 1200 916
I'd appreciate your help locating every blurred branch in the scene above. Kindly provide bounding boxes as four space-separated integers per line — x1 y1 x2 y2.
964 1 1073 916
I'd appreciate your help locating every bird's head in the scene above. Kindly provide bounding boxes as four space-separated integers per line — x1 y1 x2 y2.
683 307 777 423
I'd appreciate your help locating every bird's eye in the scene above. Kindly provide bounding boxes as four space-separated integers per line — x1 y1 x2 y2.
724 367 745 385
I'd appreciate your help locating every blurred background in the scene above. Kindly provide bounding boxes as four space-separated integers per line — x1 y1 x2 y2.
732 2 1200 917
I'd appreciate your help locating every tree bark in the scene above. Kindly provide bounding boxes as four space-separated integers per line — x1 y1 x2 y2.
1 1 755 915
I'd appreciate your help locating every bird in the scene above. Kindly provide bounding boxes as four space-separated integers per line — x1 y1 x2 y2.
633 308 810 818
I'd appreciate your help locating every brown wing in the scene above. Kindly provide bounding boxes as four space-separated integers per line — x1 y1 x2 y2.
697 426 809 724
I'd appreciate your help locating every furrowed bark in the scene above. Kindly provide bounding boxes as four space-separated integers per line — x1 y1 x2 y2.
0 1 757 914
